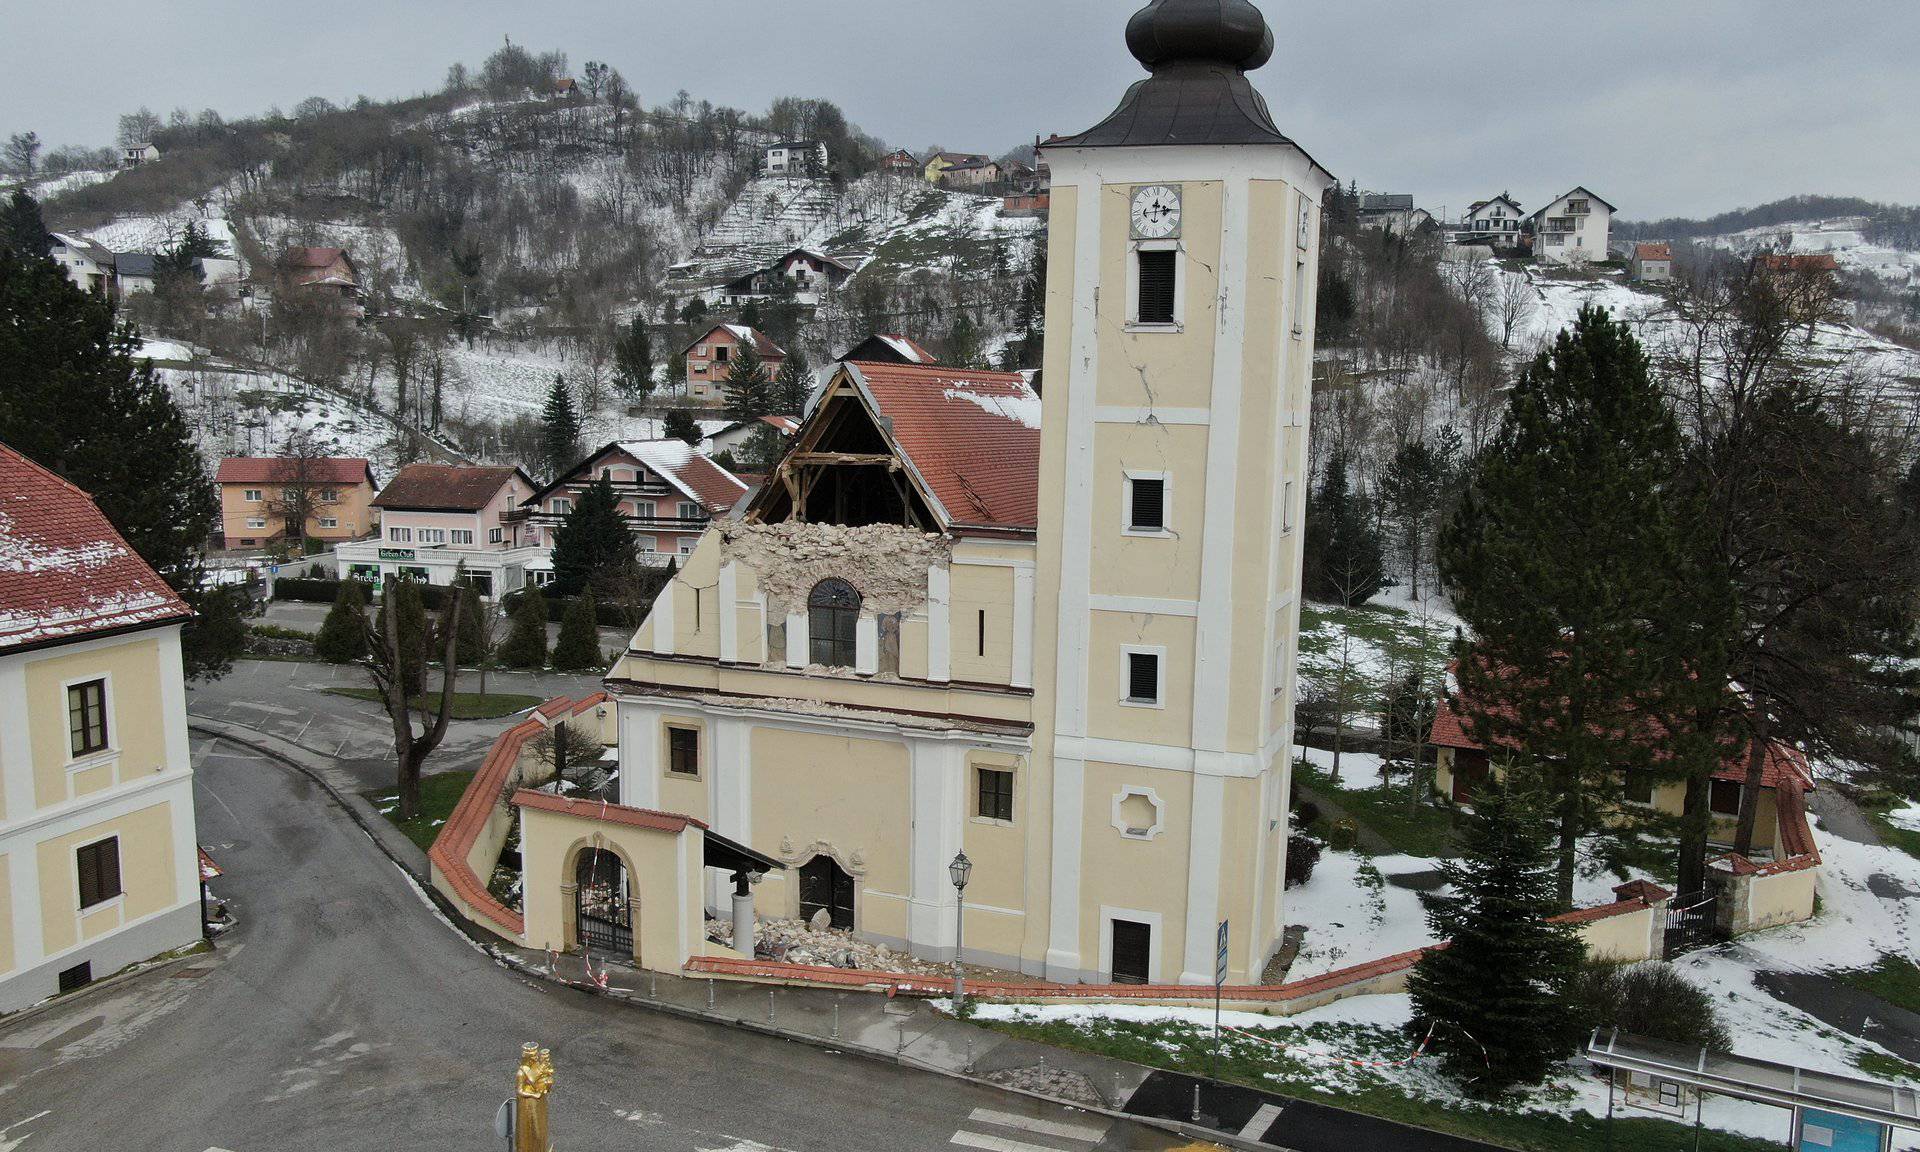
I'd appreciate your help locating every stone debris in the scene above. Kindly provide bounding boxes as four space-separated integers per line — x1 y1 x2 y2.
717 520 951 615
703 916 955 976
984 1065 1104 1108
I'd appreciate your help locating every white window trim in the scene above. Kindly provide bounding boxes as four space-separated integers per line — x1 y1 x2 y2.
1119 643 1168 709
60 670 118 770
245 518 267 530
1098 905 1165 983
633 500 656 519
1124 238 1185 332
72 830 125 916
678 502 702 520
1110 786 1166 842
242 488 262 503
389 527 412 542
633 535 659 554
451 529 474 545
489 527 504 543
551 498 572 514
318 517 339 530
1121 470 1173 538
677 539 697 556
971 763 1017 828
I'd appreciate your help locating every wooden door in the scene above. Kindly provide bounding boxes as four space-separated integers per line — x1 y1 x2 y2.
1110 919 1152 985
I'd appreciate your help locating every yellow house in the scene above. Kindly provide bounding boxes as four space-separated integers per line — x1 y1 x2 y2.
0 444 204 1011
527 0 1331 987
924 151 990 185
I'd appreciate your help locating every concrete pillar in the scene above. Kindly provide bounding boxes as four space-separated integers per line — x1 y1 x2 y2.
732 889 756 957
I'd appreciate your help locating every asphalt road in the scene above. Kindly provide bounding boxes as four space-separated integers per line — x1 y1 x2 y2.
0 736 1193 1152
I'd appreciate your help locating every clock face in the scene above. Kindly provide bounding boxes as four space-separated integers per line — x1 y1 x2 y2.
1131 184 1182 239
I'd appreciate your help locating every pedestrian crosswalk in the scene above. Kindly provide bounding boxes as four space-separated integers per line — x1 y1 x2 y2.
950 1106 1111 1151
1238 1102 1283 1139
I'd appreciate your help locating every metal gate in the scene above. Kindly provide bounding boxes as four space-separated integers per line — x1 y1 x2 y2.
1663 886 1720 957
575 881 632 957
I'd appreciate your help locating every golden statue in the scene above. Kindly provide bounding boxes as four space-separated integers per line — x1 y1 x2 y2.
515 1043 555 1151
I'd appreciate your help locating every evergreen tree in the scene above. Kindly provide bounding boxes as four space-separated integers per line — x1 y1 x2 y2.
664 353 688 395
680 297 707 327
722 342 772 421
315 577 370 663
551 476 636 597
372 579 428 696
1380 432 1457 600
498 586 550 669
1408 778 1583 1096
946 312 983 368
540 374 582 480
614 313 655 402
0 189 241 679
664 408 702 445
772 346 811 414
552 590 603 671
1439 306 1730 903
1304 450 1383 606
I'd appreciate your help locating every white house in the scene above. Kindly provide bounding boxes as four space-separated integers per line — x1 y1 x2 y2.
48 233 117 296
1531 186 1615 265
1631 242 1673 283
1455 194 1524 248
120 143 159 169
763 141 828 177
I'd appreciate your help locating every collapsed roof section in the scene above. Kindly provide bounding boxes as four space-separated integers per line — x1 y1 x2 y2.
747 361 1041 538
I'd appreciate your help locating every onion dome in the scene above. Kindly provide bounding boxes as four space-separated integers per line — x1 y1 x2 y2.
1125 0 1275 73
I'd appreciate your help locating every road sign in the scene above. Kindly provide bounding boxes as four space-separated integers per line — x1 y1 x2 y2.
1215 919 1229 986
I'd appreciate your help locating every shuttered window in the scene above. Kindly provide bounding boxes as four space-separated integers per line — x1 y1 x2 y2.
1128 477 1165 531
68 679 108 756
1135 249 1176 324
77 837 121 909
1127 652 1160 703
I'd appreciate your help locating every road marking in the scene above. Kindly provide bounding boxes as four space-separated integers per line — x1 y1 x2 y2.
965 1108 1107 1143
951 1133 1077 1152
1239 1102 1283 1138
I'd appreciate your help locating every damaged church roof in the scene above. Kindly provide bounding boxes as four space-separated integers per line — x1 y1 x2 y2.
0 443 193 653
845 362 1041 533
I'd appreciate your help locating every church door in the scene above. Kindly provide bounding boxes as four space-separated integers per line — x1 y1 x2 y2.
798 856 855 931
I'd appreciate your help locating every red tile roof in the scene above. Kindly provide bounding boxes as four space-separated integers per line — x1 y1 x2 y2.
214 456 375 486
845 362 1041 533
1635 242 1671 261
1759 252 1839 273
1430 681 1814 791
373 464 527 511
281 246 348 269
684 324 787 361
512 790 708 834
0 443 193 652
614 440 750 512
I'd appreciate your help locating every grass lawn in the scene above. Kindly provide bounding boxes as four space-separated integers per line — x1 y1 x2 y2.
1297 600 1452 712
981 1015 1782 1152
368 770 476 853
1834 955 1920 1016
1856 791 1920 861
1295 760 1460 858
324 687 543 721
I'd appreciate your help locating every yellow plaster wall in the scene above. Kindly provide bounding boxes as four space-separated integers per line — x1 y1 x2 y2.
671 533 724 660
1746 868 1816 930
518 807 699 973
1093 181 1222 411
36 801 178 958
748 728 911 941
0 855 12 974
949 564 1016 684
899 615 929 680
25 637 168 811
1078 760 1192 982
1575 906 1658 962
656 714 711 823
1083 611 1196 747
1087 424 1209 602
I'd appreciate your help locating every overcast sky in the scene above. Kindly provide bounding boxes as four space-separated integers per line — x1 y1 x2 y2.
6 1 1916 220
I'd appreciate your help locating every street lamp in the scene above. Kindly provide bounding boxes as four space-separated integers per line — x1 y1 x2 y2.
948 850 972 1012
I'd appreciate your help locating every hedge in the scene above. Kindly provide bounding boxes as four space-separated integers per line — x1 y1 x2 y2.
503 588 637 628
272 576 342 603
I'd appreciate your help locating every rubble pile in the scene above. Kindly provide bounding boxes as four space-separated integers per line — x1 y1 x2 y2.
703 916 954 976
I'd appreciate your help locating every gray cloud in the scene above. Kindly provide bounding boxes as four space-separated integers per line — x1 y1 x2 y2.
5 1 1914 219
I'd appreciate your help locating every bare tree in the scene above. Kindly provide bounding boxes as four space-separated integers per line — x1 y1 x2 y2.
116 107 163 148
529 722 607 794
1493 269 1537 350
368 577 464 821
4 131 41 180
261 429 339 549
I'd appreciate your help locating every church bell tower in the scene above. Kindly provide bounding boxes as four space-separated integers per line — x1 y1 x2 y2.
1027 0 1333 985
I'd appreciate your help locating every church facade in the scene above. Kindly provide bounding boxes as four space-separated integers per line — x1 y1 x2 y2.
592 0 1332 986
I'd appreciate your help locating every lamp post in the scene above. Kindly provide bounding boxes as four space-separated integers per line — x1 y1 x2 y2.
948 850 972 1012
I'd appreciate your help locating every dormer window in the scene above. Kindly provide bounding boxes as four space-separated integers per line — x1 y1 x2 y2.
808 579 861 667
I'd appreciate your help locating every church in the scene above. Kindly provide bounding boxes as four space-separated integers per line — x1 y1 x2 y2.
533 0 1331 986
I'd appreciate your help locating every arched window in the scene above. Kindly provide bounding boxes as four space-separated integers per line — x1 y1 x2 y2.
808 579 861 667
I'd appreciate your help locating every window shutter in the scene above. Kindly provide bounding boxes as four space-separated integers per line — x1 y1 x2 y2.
1136 250 1176 323
1129 478 1165 531
1128 652 1159 701
101 840 121 902
77 844 98 906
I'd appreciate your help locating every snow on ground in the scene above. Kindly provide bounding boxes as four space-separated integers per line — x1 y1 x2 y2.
136 339 196 362
30 169 115 200
78 199 237 258
161 366 402 475
1296 597 1453 714
1887 801 1920 834
1284 850 1442 978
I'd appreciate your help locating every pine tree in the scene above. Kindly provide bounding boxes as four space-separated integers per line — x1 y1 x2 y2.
665 353 688 395
1439 306 1729 904
551 476 636 597
540 374 582 480
315 577 370 663
1380 432 1457 601
552 590 603 671
772 346 811 414
614 313 655 402
946 312 982 368
1408 778 1583 1097
498 586 550 669
0 189 241 680
664 409 702 445
372 579 428 696
722 342 772 421
1304 450 1383 606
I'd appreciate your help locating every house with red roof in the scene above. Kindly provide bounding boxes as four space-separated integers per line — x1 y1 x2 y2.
0 443 205 1010
276 246 360 302
1630 242 1673 283
681 325 787 403
519 440 749 567
213 456 378 549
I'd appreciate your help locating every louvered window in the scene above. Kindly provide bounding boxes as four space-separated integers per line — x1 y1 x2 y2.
1128 477 1165 531
1127 651 1160 703
1135 249 1176 324
77 838 121 909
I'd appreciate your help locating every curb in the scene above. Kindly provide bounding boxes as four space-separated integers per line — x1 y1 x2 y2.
195 718 1277 1149
0 943 214 1032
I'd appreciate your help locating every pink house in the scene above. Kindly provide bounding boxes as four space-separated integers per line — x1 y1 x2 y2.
521 440 748 564
334 464 541 598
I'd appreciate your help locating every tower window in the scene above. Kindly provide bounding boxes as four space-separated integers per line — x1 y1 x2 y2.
1126 474 1167 533
808 578 861 667
1122 647 1165 706
976 767 1014 822
1133 248 1177 325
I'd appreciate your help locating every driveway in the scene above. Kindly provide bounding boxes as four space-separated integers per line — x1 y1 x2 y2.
0 737 1194 1152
